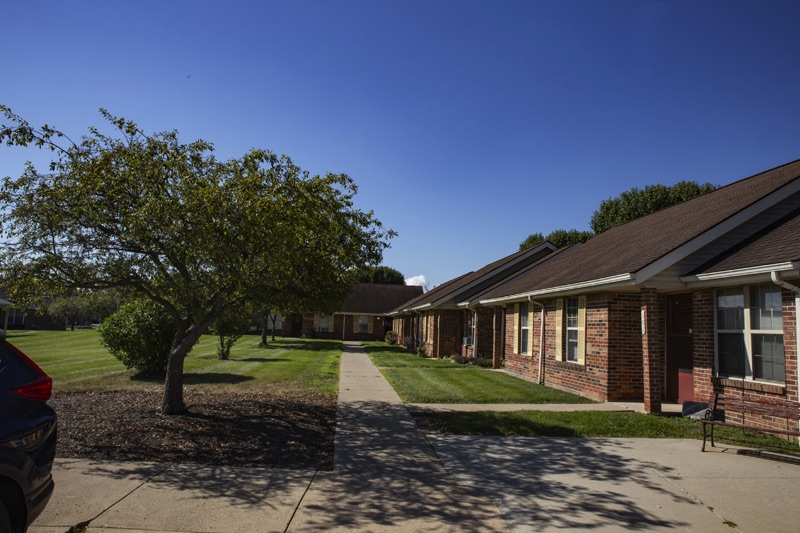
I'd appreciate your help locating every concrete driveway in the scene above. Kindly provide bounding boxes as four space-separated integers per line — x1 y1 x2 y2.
428 436 800 532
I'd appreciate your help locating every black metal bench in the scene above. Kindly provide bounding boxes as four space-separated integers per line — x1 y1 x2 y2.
701 392 800 451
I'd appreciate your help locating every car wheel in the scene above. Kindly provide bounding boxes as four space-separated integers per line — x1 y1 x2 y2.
0 500 11 533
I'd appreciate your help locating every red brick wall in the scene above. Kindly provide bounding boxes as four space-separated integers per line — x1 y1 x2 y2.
693 289 715 403
605 293 644 400
641 288 664 412
501 291 656 404
709 285 800 434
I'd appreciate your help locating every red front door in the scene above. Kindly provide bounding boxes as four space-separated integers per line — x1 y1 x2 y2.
666 293 694 404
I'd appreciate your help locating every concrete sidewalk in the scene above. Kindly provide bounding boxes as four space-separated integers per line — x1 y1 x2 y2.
31 342 507 532
31 342 800 532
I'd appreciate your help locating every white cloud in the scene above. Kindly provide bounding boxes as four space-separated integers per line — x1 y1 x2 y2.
405 275 429 291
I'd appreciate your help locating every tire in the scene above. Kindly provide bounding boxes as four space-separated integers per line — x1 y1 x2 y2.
0 500 11 533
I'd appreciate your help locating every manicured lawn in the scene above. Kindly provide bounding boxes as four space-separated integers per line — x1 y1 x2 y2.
413 410 800 453
362 341 592 404
6 330 341 398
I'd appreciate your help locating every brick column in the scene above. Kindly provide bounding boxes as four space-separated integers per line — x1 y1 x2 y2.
641 288 663 413
693 290 715 404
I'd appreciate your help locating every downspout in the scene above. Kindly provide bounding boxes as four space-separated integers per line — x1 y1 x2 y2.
342 313 346 341
529 296 546 384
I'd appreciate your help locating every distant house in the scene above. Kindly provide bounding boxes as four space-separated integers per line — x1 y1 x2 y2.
473 158 800 431
0 290 64 331
278 283 424 341
389 242 557 359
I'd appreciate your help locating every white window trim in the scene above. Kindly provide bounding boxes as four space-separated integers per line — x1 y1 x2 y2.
714 284 785 383
519 303 530 355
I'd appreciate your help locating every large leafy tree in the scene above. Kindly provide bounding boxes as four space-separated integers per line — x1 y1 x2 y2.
518 228 594 251
355 265 405 284
590 180 717 234
0 106 394 414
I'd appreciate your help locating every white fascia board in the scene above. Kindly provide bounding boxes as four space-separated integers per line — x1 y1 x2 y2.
636 179 800 284
681 263 799 285
478 273 636 305
409 303 432 312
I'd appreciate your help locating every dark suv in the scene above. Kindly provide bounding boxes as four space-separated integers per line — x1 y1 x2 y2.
0 330 56 533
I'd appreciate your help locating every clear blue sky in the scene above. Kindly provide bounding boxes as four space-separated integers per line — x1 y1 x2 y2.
3 1 800 289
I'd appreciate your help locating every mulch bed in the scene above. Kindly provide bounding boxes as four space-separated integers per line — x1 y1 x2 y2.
50 389 337 470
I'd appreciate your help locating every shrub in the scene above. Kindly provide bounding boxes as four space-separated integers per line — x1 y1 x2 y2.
415 346 427 358
210 309 252 360
99 300 176 375
385 331 399 345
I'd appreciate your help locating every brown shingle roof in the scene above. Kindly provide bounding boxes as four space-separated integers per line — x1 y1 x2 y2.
483 159 800 300
688 207 800 275
341 283 423 315
397 243 556 311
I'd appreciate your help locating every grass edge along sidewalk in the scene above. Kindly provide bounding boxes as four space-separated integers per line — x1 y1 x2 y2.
361 341 592 404
6 329 341 398
362 341 800 454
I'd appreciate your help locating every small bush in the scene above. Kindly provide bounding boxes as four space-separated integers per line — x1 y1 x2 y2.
415 346 428 358
99 300 176 375
385 331 399 345
448 354 494 368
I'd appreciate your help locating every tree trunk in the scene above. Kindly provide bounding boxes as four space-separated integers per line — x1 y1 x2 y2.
270 314 277 342
260 316 268 346
161 325 204 415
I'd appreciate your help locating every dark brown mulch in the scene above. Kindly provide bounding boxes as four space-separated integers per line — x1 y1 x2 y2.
50 389 337 470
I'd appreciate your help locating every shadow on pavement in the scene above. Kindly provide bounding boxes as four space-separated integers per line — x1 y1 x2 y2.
430 435 694 531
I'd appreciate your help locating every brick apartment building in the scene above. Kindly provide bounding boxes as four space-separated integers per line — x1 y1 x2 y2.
472 159 800 432
389 242 556 357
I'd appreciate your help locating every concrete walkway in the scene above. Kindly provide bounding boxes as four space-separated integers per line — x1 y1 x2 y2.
31 342 800 532
31 342 507 532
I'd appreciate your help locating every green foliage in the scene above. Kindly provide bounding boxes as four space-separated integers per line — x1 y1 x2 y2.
46 289 120 330
356 265 405 284
590 180 718 234
211 308 252 360
98 300 176 375
385 330 399 345
519 228 594 251
448 354 493 368
0 106 394 414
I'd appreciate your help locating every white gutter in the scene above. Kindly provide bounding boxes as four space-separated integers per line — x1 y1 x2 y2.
528 296 546 384
480 273 635 305
681 262 798 283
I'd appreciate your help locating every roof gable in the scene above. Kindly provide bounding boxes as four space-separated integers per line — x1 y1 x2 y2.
404 242 556 310
341 283 424 315
481 159 800 301
687 207 800 276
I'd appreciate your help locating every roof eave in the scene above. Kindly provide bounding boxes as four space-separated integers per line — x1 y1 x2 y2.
680 262 800 287
478 273 636 305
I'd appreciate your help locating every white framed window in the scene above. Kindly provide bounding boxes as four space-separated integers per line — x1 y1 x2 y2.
555 296 586 364
716 284 784 382
319 315 330 333
566 297 579 362
358 315 369 333
519 303 530 354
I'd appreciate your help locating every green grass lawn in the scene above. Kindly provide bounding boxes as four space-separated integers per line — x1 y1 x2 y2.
414 410 800 453
6 330 340 399
361 341 592 404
